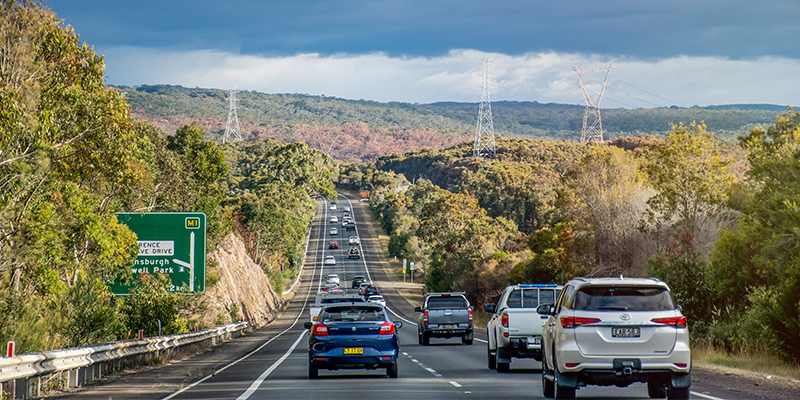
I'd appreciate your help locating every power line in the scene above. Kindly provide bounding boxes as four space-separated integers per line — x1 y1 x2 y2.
421 67 478 104
616 80 687 108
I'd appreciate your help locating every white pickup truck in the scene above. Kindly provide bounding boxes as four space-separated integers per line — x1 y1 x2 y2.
485 283 562 372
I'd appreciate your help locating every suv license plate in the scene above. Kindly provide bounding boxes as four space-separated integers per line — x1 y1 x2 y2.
444 324 454 329
612 327 641 338
528 336 541 345
344 347 363 355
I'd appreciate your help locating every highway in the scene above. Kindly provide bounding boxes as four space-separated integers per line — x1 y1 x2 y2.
63 193 787 400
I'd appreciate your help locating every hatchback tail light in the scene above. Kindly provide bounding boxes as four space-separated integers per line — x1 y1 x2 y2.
501 313 509 328
379 322 396 335
651 316 687 328
312 323 329 336
468 309 473 323
423 311 429 324
560 316 601 328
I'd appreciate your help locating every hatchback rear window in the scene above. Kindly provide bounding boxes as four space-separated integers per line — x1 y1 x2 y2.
320 306 385 321
427 297 468 309
572 286 675 311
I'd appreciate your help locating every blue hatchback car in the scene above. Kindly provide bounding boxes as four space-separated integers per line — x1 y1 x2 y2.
304 302 402 378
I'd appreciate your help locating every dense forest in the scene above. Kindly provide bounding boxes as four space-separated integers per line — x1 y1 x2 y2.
335 113 800 365
123 84 788 162
0 2 334 354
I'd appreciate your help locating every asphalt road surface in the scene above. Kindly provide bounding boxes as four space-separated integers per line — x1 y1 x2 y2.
61 193 797 400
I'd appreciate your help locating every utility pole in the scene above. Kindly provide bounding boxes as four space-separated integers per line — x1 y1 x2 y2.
567 61 617 144
223 87 242 143
474 58 496 158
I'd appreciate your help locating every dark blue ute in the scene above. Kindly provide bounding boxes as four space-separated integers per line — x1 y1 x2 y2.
304 302 402 379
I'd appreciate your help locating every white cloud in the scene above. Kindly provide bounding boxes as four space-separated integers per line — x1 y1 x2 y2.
102 47 799 108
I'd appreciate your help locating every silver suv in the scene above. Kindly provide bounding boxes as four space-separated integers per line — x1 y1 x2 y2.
539 277 691 399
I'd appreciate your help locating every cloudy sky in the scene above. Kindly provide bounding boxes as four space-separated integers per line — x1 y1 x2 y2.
49 0 799 108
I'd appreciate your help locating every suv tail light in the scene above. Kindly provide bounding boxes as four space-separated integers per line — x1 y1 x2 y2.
651 316 687 328
468 309 473 323
423 311 429 324
560 316 601 328
501 313 509 328
379 322 396 335
312 323 329 336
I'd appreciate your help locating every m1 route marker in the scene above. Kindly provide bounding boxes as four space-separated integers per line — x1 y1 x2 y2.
110 212 206 295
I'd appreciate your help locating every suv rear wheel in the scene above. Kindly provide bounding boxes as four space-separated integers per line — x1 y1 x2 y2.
647 381 667 398
668 386 689 400
542 352 554 398
553 354 576 399
487 346 496 370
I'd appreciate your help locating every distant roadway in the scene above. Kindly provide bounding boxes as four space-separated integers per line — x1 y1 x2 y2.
61 192 796 400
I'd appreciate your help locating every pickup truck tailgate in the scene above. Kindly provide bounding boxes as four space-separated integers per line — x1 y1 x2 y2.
504 308 547 336
428 308 470 325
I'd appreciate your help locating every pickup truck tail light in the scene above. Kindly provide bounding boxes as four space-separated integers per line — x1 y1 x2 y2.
423 311 429 324
560 316 601 328
468 309 473 323
501 313 509 328
379 322 396 335
312 323 329 336
651 316 687 328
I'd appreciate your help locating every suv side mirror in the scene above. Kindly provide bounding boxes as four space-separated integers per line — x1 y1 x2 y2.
304 322 313 330
536 303 554 315
414 307 422 312
484 303 495 313
394 321 403 329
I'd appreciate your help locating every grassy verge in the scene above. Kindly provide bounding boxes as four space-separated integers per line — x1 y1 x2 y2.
692 343 800 384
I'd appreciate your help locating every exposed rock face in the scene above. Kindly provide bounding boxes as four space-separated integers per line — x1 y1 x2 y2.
201 233 282 328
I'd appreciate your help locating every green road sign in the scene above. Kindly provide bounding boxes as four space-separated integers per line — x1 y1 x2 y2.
110 212 206 295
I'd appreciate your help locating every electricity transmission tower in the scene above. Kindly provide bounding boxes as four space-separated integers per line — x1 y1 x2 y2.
223 87 242 143
474 58 496 158
568 61 617 144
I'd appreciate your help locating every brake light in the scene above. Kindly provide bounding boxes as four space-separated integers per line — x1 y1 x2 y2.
560 316 601 328
651 316 687 328
312 323 329 336
501 313 509 328
468 309 473 323
379 322 396 335
423 311 429 324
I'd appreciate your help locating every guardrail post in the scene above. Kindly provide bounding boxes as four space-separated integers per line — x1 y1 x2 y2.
68 368 78 388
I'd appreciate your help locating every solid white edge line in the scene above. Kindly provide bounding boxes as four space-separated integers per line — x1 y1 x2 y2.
236 330 308 400
690 391 728 400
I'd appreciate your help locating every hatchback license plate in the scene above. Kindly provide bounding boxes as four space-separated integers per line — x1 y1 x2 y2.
344 347 363 355
612 327 640 338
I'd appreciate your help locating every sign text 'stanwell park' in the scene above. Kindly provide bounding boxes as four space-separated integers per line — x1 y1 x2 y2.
110 212 207 295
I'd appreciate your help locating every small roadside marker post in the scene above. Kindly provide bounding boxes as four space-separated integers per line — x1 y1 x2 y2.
138 330 144 340
410 262 415 284
7 341 14 357
402 259 407 283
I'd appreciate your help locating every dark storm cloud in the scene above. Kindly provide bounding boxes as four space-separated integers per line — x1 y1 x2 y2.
49 0 800 60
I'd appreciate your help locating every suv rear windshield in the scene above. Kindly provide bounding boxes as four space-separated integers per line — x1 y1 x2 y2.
320 306 385 322
427 296 468 309
507 288 562 308
572 286 675 311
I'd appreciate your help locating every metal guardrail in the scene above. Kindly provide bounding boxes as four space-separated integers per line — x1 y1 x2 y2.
0 322 248 399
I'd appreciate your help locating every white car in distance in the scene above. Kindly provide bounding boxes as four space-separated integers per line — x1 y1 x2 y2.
326 274 340 285
367 295 386 306
349 236 360 245
329 216 338 223
329 204 337 210
324 256 336 265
